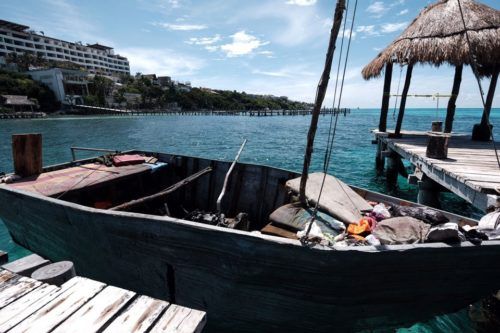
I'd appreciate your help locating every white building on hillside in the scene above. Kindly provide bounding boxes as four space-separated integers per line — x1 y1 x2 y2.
0 19 130 77
29 68 88 105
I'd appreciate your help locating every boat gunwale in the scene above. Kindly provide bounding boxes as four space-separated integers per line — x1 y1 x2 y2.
2 181 499 254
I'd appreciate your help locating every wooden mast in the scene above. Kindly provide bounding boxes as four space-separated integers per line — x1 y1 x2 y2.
378 62 393 132
394 64 413 136
444 65 463 133
299 0 346 205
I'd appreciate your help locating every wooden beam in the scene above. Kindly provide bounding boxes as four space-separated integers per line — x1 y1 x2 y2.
379 62 393 132
299 0 346 205
480 69 499 127
110 166 212 211
12 134 42 177
444 65 463 133
394 64 414 136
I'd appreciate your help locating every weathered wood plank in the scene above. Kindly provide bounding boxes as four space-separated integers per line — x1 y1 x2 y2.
2 254 50 276
52 285 135 333
0 279 77 332
9 277 106 333
149 305 206 333
0 269 16 286
0 276 41 309
103 295 169 333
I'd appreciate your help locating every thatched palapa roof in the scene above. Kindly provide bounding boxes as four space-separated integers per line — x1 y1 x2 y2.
362 0 500 80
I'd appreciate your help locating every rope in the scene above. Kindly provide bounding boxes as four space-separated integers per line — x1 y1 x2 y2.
456 0 500 169
302 0 358 241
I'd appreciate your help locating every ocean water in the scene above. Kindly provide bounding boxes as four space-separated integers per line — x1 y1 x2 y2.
0 108 498 331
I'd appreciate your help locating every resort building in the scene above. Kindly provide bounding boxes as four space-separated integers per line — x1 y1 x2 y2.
28 68 88 105
0 19 130 77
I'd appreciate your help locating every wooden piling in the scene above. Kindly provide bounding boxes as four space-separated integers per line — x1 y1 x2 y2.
394 64 414 136
444 65 463 133
12 134 42 177
379 62 393 132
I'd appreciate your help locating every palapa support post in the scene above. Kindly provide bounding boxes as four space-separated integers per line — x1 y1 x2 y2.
394 64 413 137
379 62 393 132
472 70 498 141
299 0 346 205
444 65 463 133
12 133 42 177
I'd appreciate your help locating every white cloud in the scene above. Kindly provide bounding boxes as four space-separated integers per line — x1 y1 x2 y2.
285 0 317 6
168 0 180 8
120 47 204 76
220 31 269 57
381 22 408 33
186 35 221 45
398 9 409 15
342 28 356 39
252 65 315 78
366 1 387 18
153 22 207 31
356 25 378 37
259 50 275 58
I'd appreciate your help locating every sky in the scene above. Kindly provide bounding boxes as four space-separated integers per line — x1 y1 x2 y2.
1 0 498 108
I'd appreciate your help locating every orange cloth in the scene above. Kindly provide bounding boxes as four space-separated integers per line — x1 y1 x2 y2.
347 217 377 236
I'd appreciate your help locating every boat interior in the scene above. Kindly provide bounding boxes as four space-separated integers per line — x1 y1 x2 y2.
5 151 479 243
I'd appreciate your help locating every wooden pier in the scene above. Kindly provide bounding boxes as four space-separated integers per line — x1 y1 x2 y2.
0 264 206 332
375 130 500 212
72 105 350 117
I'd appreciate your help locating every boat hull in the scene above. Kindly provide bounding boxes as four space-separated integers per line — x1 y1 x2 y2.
1 156 499 332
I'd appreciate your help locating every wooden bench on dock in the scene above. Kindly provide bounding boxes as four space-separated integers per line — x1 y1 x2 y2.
0 269 206 333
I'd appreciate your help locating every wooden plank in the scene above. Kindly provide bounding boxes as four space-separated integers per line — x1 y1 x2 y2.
2 254 50 276
261 223 298 240
0 251 7 265
0 276 41 309
9 277 106 333
53 285 135 333
103 295 169 333
0 269 16 286
0 279 77 332
12 133 42 177
149 305 206 333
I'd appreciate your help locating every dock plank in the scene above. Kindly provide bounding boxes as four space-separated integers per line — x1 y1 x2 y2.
1 254 49 276
0 278 79 332
103 295 169 333
150 304 207 333
9 277 106 333
0 269 16 285
53 285 135 333
0 276 41 309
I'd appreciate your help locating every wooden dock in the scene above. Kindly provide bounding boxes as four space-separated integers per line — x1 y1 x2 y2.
72 105 350 117
0 268 206 333
375 130 500 212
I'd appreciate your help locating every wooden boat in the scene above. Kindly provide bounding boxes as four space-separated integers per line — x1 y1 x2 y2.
1 150 499 333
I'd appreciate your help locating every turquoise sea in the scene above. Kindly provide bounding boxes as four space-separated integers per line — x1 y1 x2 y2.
0 108 498 332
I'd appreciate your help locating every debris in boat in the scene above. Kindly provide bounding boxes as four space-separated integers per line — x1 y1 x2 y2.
347 217 377 237
286 173 373 224
389 204 449 225
459 226 488 245
370 203 391 221
184 210 250 230
372 217 431 245
269 203 345 235
425 222 464 244
365 234 381 246
476 211 500 240
112 154 146 167
0 174 21 184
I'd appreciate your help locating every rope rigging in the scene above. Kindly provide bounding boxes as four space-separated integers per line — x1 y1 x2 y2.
302 0 359 241
456 0 500 169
